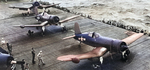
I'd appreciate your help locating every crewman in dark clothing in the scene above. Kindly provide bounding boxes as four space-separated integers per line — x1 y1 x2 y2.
21 59 25 70
6 43 12 55
31 48 35 64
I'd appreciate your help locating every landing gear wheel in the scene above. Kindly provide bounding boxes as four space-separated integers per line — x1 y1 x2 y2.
99 57 103 64
22 13 25 16
26 12 30 16
78 45 81 47
22 12 28 16
78 42 81 47
41 32 45 36
62 26 67 32
24 13 27 16
27 30 34 36
47 10 50 13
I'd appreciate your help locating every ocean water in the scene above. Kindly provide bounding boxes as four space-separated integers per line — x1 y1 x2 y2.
2 0 150 32
40 0 150 7
39 0 93 7
38 0 150 32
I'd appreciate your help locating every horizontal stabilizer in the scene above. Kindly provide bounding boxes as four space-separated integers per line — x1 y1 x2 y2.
40 3 60 9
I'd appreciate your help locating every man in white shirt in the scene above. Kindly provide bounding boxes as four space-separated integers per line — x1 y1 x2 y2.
1 38 7 49
37 51 45 66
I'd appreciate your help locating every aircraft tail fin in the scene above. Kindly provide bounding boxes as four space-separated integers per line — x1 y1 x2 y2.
30 6 38 15
34 7 38 15
74 23 81 34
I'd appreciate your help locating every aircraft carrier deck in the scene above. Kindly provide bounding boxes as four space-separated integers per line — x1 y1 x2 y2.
0 2 149 70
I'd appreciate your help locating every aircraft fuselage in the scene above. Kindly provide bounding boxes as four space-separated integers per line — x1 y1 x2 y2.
35 13 60 24
74 32 127 53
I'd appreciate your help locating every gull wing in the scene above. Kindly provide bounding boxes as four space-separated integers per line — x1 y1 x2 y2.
57 47 107 62
122 33 144 45
13 21 48 28
13 21 48 32
13 25 43 28
38 3 60 9
9 6 30 10
9 3 32 10
13 25 44 32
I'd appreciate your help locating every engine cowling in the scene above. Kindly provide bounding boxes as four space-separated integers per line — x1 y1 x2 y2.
0 53 14 66
32 1 40 7
48 16 60 24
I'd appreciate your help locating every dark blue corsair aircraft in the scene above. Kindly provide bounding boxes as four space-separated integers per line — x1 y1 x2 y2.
9 1 60 16
57 23 143 63
0 47 24 69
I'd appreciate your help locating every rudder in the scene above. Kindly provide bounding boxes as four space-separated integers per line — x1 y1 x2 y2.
74 22 81 34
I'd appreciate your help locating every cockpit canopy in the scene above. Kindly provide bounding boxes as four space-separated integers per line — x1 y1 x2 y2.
88 32 100 38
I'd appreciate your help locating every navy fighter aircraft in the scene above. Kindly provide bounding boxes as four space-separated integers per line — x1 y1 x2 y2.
0 47 24 70
57 23 143 63
10 1 63 25
9 1 60 15
9 1 67 27
13 15 79 36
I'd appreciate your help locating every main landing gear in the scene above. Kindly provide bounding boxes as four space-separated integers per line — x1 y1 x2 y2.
41 31 45 36
61 26 67 32
27 30 34 36
22 12 34 16
22 12 29 16
78 42 81 47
